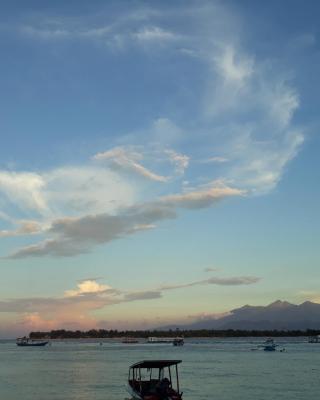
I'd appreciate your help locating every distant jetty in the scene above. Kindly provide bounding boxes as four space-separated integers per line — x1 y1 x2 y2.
29 328 320 340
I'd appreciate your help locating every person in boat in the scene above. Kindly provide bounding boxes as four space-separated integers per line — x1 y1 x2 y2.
155 377 171 398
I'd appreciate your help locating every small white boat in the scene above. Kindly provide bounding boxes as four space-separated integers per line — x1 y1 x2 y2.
308 335 320 343
127 360 183 400
147 337 184 344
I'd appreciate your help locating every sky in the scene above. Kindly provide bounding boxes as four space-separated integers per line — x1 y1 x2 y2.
0 0 319 337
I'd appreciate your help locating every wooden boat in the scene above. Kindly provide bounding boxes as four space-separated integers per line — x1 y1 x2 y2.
122 337 139 344
16 337 48 347
127 360 183 400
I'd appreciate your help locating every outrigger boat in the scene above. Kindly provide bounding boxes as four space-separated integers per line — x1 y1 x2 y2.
252 338 285 352
127 360 183 400
16 337 48 347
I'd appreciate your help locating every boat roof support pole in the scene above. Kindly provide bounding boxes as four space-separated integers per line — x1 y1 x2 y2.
176 364 180 394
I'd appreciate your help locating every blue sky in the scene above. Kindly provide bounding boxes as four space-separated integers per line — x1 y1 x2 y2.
0 0 319 336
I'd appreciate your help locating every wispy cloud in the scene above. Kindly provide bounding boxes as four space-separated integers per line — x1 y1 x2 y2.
0 220 41 238
93 146 168 182
160 276 260 290
132 26 178 43
14 4 305 197
0 2 306 259
7 184 243 258
200 157 229 164
0 165 136 222
204 267 220 273
0 171 47 215
164 149 190 176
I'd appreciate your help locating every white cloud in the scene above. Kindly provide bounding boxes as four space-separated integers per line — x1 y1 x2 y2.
0 166 136 223
43 166 136 215
164 149 190 175
0 171 48 215
132 26 178 43
202 41 304 193
64 279 113 297
227 128 304 193
214 45 254 85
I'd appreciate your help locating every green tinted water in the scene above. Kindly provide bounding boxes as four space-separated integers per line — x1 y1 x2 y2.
0 338 319 400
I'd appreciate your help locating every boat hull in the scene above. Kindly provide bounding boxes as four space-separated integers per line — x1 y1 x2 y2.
126 384 143 399
17 341 48 347
263 346 276 351
126 384 181 400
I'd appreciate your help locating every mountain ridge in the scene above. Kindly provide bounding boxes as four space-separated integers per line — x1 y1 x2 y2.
159 300 320 330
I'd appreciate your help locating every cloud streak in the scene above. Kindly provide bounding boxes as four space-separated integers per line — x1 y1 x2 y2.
7 184 243 258
94 147 168 182
0 275 260 332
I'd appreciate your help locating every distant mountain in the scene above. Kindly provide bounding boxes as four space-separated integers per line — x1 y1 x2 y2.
160 300 320 330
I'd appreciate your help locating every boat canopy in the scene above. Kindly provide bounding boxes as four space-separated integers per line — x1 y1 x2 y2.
130 360 182 369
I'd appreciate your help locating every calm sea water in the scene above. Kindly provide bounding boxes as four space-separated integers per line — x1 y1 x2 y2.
0 338 319 400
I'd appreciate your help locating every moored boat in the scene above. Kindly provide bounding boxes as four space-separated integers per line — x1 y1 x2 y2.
127 360 183 400
253 338 285 352
263 338 277 351
173 338 184 346
308 334 320 343
147 337 184 344
122 337 139 344
16 337 48 347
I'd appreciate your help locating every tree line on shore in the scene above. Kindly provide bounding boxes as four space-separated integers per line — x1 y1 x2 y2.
29 328 320 339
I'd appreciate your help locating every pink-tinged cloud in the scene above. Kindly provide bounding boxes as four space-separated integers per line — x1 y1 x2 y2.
0 274 260 336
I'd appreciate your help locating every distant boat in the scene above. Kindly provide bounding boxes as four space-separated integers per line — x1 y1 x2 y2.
122 337 139 344
263 338 277 351
147 337 184 344
253 338 285 352
173 338 184 346
308 335 320 343
16 337 48 347
127 360 183 400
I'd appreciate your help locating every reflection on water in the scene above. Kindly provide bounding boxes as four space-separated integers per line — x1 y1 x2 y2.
0 338 319 400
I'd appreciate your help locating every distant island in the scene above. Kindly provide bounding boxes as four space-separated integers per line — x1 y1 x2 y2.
29 300 320 339
29 328 320 340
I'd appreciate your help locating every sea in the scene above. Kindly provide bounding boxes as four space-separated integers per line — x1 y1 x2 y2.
0 337 319 400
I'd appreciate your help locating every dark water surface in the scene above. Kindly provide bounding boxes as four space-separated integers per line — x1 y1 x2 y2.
0 338 319 400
